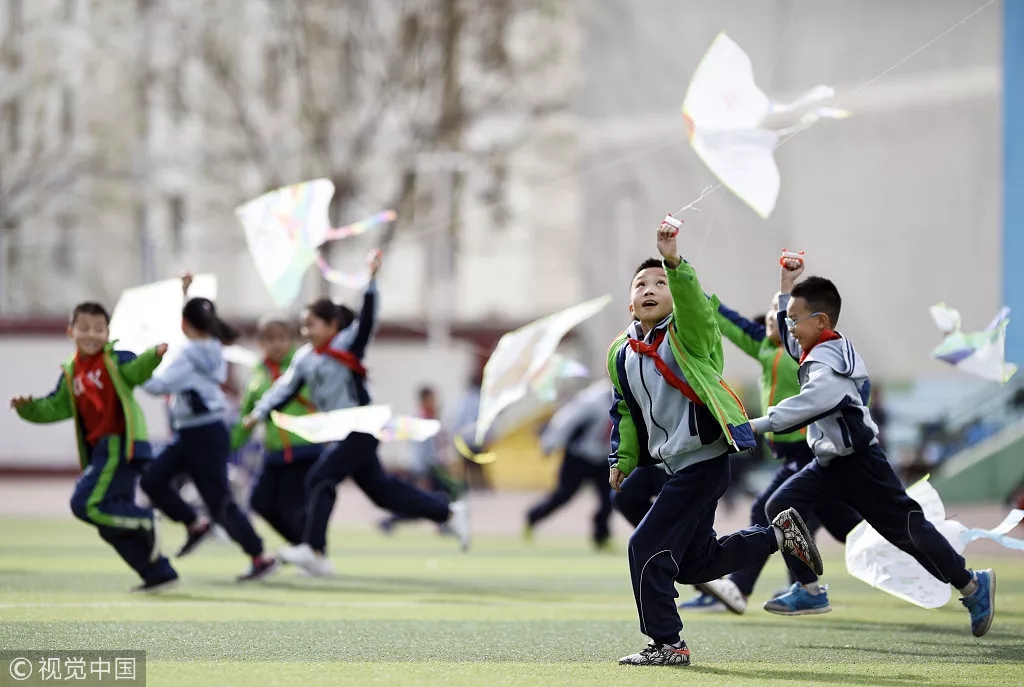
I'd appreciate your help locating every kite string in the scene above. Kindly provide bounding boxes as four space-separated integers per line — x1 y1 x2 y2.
667 0 995 217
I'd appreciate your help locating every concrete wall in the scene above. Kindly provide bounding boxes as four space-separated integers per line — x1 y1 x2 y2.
577 0 1003 382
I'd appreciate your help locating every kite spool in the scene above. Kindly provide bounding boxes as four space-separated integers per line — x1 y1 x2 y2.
662 214 684 236
780 249 805 269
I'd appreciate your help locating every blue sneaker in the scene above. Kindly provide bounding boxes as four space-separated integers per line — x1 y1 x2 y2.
678 592 725 612
763 583 831 615
960 569 996 637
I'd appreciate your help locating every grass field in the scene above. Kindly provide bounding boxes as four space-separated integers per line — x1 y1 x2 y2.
1 518 1022 687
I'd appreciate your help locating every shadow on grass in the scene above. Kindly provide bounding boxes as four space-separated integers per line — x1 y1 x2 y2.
691 665 932 686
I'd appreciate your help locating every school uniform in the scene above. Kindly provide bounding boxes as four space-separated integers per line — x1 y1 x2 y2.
15 344 177 588
526 382 615 545
140 339 265 558
252 280 453 554
608 259 780 648
231 349 321 545
754 296 973 591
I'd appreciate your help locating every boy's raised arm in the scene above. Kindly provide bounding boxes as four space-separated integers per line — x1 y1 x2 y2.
119 345 166 387
714 301 765 358
12 375 73 424
658 220 720 359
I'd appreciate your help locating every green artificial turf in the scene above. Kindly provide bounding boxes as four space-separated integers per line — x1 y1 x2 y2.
0 518 1021 686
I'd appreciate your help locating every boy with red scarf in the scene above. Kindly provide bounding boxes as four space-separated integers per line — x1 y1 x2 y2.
10 302 178 592
753 256 996 637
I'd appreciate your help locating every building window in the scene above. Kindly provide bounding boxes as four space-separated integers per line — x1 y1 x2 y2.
263 45 283 110
54 215 75 272
2 99 19 152
168 195 185 254
61 88 74 141
169 63 186 122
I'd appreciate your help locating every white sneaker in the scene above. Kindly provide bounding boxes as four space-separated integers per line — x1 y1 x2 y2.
148 514 162 563
696 578 748 615
278 543 335 577
448 501 471 552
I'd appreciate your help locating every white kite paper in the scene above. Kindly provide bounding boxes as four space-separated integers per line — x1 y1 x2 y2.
271 405 393 444
109 274 217 358
270 406 443 445
235 179 336 308
222 345 262 368
846 478 1024 608
529 355 591 403
929 303 1017 383
682 32 849 219
475 295 612 444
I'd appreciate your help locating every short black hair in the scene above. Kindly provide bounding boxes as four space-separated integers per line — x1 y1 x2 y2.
182 297 240 345
752 312 768 325
418 386 436 402
70 301 110 325
791 276 842 328
633 258 663 277
306 298 356 332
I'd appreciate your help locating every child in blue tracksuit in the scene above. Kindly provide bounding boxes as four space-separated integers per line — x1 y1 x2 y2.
525 380 615 548
243 250 471 576
140 296 278 582
752 256 995 636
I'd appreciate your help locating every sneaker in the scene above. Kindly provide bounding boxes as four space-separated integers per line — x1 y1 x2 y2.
772 508 824 576
147 514 162 563
379 516 397 536
176 519 213 558
448 501 471 552
960 569 996 637
279 543 335 577
132 571 179 594
237 556 280 582
763 582 831 615
618 641 691 666
697 578 748 615
677 592 726 612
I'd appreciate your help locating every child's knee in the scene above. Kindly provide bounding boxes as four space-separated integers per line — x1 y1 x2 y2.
68 490 92 523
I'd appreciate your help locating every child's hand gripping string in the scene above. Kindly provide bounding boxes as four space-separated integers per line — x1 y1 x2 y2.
9 396 33 410
780 249 805 292
657 218 682 269
181 271 194 296
366 249 383 278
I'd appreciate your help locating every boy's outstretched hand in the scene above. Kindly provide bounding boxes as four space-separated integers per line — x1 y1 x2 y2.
181 271 193 296
241 414 259 431
609 466 625 492
657 219 681 269
780 256 804 293
155 343 169 357
366 249 383 277
9 396 33 410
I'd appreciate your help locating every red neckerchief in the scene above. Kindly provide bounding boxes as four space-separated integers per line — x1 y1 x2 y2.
264 357 317 411
314 344 368 378
799 329 842 364
628 329 704 406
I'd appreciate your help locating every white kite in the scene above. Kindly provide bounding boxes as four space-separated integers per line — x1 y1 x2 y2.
271 406 441 445
475 294 612 445
109 274 217 361
682 31 849 219
929 303 1017 383
529 354 591 403
235 179 395 307
846 478 1024 609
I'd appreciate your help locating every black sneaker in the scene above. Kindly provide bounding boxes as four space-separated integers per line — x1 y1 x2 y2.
618 641 691 666
176 521 213 558
772 507 824 576
132 572 179 594
237 556 280 582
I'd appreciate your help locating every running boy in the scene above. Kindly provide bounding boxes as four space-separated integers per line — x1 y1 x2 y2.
753 256 995 637
140 293 278 582
524 380 615 549
10 302 178 592
681 295 862 615
609 219 822 667
231 313 321 546
243 250 471 576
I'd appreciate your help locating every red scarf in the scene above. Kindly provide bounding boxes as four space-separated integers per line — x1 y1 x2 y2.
799 329 842 364
628 329 704 406
314 345 368 378
265 357 317 411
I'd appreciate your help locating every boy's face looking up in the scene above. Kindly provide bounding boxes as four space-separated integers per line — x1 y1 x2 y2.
68 313 109 357
785 296 828 353
629 266 672 332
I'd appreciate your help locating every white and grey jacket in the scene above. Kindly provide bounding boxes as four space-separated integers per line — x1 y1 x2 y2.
614 317 728 474
749 294 878 465
540 381 613 465
142 339 228 430
253 281 379 419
